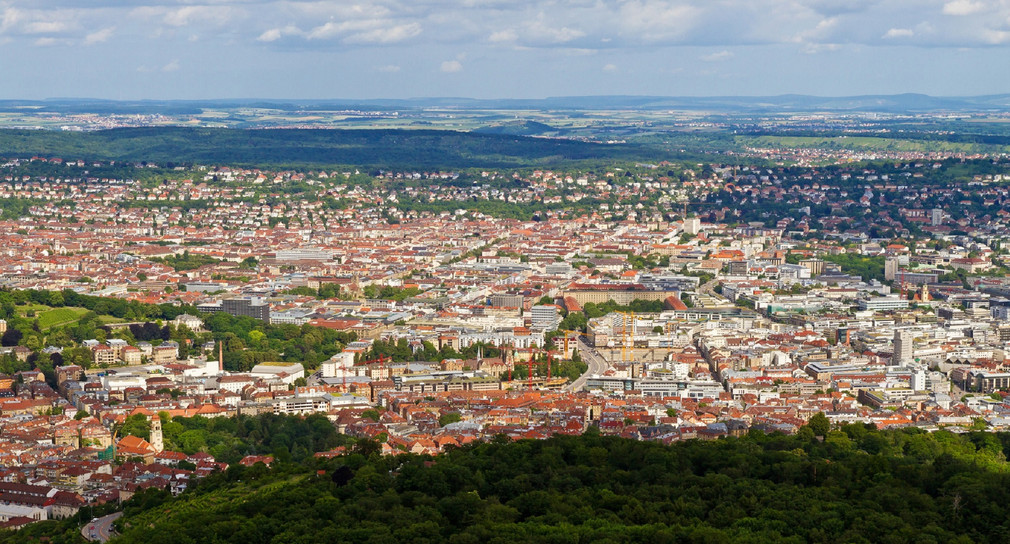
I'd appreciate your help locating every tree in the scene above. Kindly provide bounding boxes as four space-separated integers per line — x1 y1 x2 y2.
119 414 151 441
48 291 64 307
0 328 22 347
807 412 830 437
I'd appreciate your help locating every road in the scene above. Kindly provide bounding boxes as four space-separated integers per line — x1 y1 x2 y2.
698 277 720 297
82 512 122 543
565 337 609 392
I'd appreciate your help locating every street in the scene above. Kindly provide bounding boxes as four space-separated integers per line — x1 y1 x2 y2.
82 512 122 543
565 337 609 392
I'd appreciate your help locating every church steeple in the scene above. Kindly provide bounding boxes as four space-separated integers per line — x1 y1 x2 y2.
150 415 164 453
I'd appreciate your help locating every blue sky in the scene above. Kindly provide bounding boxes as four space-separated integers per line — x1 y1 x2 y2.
0 0 1008 100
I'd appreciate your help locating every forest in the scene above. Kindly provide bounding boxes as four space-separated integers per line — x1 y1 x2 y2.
11 420 1010 543
0 128 664 169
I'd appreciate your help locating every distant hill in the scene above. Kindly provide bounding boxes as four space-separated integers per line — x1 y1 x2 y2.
11 93 1010 113
473 120 556 136
0 127 661 169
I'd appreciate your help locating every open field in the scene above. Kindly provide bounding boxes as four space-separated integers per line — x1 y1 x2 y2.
35 307 90 330
736 135 1009 154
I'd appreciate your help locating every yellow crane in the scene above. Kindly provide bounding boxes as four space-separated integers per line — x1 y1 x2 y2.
558 329 588 357
613 311 635 363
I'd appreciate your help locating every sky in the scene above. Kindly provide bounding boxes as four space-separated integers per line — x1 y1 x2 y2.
1 0 1010 100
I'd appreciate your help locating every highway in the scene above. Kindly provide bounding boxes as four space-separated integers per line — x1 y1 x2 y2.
564 336 609 392
82 512 122 543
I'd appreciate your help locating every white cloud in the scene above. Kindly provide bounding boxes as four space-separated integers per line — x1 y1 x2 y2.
306 22 353 40
345 22 421 44
257 28 283 42
801 42 841 54
883 28 914 39
84 27 114 45
617 1 701 42
602 63 617 72
376 64 400 72
0 8 22 33
701 50 733 62
162 59 180 72
792 17 838 45
25 21 68 34
163 6 237 27
943 0 986 16
131 5 239 28
441 60 463 72
488 29 517 43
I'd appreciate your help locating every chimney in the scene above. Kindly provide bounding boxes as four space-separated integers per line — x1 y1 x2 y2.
219 341 224 373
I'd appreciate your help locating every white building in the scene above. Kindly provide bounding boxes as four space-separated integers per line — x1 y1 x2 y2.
893 330 913 366
250 362 305 386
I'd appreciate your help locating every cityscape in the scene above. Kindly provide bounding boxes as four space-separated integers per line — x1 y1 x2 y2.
6 0 1010 542
0 132 1005 540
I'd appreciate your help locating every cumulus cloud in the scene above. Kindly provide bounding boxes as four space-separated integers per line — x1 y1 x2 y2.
883 28 914 39
602 63 617 72
256 28 283 42
616 1 701 43
33 36 61 46
701 50 733 62
25 20 68 34
84 27 114 45
345 23 421 44
943 0 986 16
440 59 463 72
162 59 180 72
488 29 517 43
131 5 240 28
3 0 1010 64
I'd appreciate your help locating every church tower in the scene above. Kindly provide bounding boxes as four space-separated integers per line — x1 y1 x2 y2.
150 415 164 453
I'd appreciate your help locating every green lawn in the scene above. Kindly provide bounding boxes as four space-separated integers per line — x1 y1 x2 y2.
16 303 51 316
36 307 90 330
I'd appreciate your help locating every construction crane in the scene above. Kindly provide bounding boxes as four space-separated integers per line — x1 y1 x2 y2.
511 347 556 390
558 329 588 356
528 348 555 389
356 354 390 380
614 311 635 363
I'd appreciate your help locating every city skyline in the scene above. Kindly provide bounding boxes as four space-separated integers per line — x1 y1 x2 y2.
1 0 1009 100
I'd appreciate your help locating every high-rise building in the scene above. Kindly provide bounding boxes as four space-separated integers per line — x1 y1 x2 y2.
931 208 944 226
884 256 900 281
799 259 825 276
893 330 913 366
529 305 560 330
683 217 701 235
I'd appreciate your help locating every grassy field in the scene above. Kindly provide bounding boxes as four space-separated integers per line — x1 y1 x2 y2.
35 307 90 329
20 306 126 330
736 135 1006 154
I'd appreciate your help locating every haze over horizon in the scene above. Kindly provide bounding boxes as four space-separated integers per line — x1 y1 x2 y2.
2 0 1009 101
